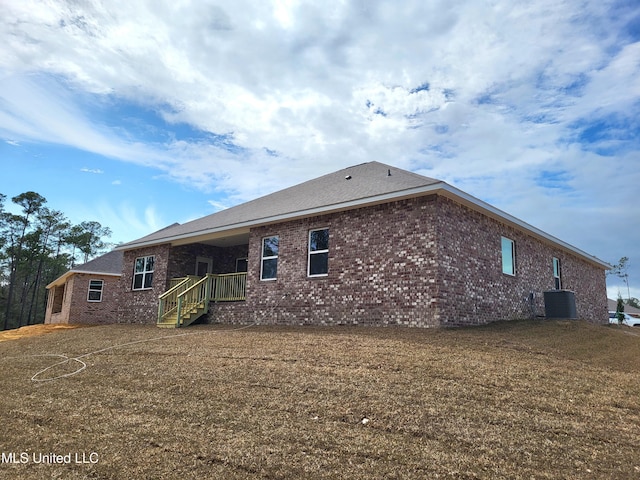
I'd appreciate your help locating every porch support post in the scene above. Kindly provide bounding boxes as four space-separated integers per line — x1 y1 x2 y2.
206 274 214 303
176 296 182 328
158 297 164 324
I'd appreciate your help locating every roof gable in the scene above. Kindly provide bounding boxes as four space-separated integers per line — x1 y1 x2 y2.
72 250 123 275
119 162 440 248
115 162 608 270
46 250 123 289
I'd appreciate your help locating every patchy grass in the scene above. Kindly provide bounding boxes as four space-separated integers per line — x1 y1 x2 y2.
0 320 639 479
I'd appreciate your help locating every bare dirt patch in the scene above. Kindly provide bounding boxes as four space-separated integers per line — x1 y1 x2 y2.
0 324 84 343
0 320 638 479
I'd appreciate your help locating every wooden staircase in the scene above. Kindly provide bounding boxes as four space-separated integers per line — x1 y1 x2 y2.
157 273 246 328
157 300 208 328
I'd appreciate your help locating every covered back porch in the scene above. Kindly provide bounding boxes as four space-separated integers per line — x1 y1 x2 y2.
158 230 250 328
157 272 247 327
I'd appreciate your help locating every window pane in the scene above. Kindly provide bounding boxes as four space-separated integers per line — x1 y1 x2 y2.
133 273 143 290
263 236 279 257
553 258 560 277
88 290 102 301
310 229 329 251
309 252 328 276
145 256 155 272
135 257 146 273
89 280 103 290
143 272 154 289
501 237 514 275
262 258 278 280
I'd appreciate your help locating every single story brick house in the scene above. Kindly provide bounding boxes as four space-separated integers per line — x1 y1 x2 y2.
44 250 123 325
111 162 609 328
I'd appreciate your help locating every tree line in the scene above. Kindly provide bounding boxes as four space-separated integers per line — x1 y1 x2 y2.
0 192 112 331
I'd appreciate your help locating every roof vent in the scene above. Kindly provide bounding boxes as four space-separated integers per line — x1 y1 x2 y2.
345 175 352 180
387 169 392 176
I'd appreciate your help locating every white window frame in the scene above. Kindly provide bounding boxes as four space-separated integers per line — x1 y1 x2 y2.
553 257 562 289
308 227 329 277
501 237 516 276
87 279 104 302
260 236 279 281
133 255 155 290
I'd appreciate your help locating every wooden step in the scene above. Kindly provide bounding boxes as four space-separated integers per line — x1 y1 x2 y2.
156 304 207 328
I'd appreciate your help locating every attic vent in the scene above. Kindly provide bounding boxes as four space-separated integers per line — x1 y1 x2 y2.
345 175 352 180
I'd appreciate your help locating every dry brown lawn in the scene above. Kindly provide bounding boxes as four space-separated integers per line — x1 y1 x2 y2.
0 320 639 479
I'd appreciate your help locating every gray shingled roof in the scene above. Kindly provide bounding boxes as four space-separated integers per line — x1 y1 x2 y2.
119 162 441 248
114 161 609 270
46 250 124 289
72 250 123 275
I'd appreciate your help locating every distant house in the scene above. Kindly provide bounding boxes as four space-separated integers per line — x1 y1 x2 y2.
607 298 640 318
44 250 123 325
112 162 609 328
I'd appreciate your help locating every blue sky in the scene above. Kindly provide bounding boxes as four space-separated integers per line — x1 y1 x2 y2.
1 0 639 300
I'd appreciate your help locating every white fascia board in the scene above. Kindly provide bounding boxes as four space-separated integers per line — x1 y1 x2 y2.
45 271 121 289
118 181 610 270
46 271 73 289
73 271 122 278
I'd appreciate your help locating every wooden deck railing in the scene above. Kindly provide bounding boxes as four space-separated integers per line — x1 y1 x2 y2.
158 276 200 324
212 272 247 301
158 273 247 326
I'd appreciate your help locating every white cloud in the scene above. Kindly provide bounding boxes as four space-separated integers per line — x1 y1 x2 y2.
207 200 230 212
91 202 164 245
80 167 104 174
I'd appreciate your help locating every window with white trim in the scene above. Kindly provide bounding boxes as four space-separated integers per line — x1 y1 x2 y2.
553 257 562 289
133 255 155 290
308 228 329 277
261 236 278 280
88 279 104 302
501 237 516 276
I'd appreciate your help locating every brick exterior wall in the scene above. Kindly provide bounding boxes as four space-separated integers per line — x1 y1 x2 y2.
116 194 607 327
45 273 120 325
208 195 607 326
116 244 171 324
226 196 442 327
433 196 607 325
117 243 249 324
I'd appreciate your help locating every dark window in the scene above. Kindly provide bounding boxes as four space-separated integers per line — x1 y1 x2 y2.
133 255 155 290
88 279 104 302
236 258 248 273
261 236 278 280
308 228 329 276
